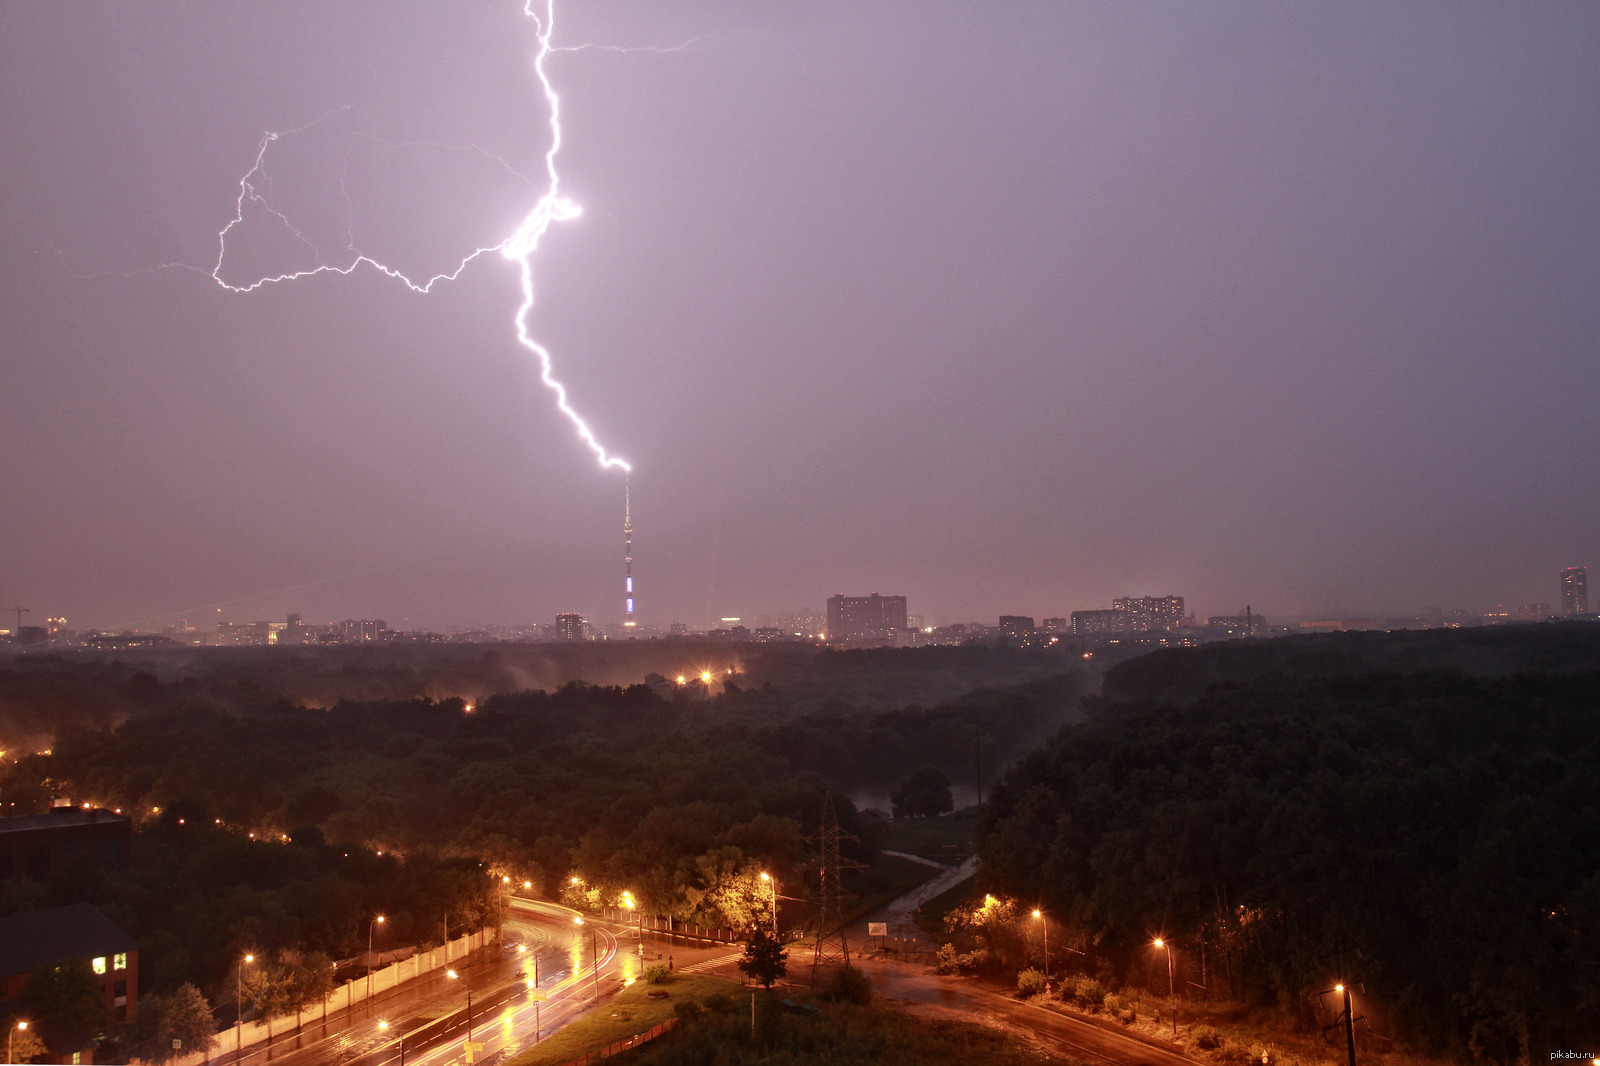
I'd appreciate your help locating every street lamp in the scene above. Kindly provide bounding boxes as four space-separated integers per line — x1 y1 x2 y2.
1032 910 1048 981
378 1019 403 1066
622 891 640 941
759 873 779 936
1153 939 1176 1037
9 1021 28 1064
236 954 254 1058
367 916 386 1002
574 918 598 1003
447 970 473 1041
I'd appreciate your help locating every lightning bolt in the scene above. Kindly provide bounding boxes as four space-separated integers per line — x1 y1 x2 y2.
209 0 630 473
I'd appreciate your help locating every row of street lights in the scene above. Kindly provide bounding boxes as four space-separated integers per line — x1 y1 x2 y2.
1025 910 1175 1037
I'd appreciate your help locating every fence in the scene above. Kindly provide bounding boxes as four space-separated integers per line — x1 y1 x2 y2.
556 1018 679 1066
596 908 741 944
159 928 498 1066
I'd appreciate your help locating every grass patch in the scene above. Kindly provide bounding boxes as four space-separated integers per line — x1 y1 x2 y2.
881 805 979 864
912 873 977 939
504 974 740 1066
616 994 1066 1065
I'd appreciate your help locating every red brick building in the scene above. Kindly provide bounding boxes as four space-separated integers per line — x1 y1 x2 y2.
0 902 139 1063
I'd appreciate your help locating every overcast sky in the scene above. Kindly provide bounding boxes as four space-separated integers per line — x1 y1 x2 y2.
3 1 1599 631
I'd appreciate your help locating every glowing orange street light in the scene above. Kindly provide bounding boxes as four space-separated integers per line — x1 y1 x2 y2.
446 970 473 1040
1153 939 1176 1037
236 955 254 1053
759 872 779 936
367 916 386 1000
1032 910 1049 981
10 1021 30 1064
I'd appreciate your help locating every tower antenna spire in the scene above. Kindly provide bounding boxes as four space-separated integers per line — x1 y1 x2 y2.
623 474 635 629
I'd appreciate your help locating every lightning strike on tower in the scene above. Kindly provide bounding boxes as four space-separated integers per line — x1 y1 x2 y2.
623 474 635 628
208 0 630 475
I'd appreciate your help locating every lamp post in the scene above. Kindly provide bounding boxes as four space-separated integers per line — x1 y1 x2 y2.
236 954 254 1060
9 1021 28 1064
446 971 473 1040
759 872 779 936
1335 985 1355 1066
1032 911 1048 981
378 1020 403 1066
367 916 386 1003
574 918 598 1002
1153 939 1176 1037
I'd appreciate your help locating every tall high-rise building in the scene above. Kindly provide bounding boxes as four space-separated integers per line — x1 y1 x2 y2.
826 594 908 640
1560 567 1588 615
555 613 587 641
623 475 635 629
998 616 1035 638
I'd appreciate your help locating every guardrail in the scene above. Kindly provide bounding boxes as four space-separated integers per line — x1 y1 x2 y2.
555 1017 679 1066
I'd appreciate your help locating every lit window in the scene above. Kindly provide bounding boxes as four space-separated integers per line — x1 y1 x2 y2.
72 1054 82 1065
93 957 107 975
114 952 128 971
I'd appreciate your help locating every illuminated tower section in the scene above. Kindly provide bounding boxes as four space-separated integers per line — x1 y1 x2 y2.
623 475 635 628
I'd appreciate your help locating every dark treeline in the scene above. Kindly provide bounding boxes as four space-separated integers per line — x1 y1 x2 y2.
0 650 1089 1005
1102 620 1600 705
981 667 1600 1061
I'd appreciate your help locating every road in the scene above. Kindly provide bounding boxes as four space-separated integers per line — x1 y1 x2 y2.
236 896 753 1066
239 899 639 1066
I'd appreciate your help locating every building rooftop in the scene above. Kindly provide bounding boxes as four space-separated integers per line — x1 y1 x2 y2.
0 809 129 835
0 903 138 977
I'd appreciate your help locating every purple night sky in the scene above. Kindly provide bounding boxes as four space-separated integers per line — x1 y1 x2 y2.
3 2 1598 631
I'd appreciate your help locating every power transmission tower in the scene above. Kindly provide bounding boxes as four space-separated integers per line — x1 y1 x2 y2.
804 792 866 985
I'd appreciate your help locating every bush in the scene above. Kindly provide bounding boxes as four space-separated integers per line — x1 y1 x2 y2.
1015 968 1048 998
672 1000 701 1026
934 943 992 975
1194 1026 1221 1050
702 991 735 1013
1216 1039 1255 1066
826 965 874 1005
1067 974 1105 1010
643 963 672 984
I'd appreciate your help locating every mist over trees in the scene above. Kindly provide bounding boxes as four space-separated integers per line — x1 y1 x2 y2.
0 645 1089 1008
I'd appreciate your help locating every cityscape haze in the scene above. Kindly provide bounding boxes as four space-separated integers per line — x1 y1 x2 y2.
3 3 1599 632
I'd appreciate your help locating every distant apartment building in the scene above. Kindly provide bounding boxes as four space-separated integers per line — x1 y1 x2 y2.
826 594 908 640
1071 609 1131 635
1561 567 1588 615
1041 617 1068 633
997 616 1035 638
1112 596 1186 631
1516 603 1552 620
339 619 389 644
554 613 587 641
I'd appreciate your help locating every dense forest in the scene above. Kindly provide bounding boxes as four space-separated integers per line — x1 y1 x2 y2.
981 660 1600 1060
0 645 1089 1007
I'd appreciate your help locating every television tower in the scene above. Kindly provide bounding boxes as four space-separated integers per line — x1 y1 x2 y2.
623 475 635 628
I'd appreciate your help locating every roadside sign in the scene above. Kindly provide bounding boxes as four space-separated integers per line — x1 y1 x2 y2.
464 1041 484 1063
528 991 547 1002
867 923 887 937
